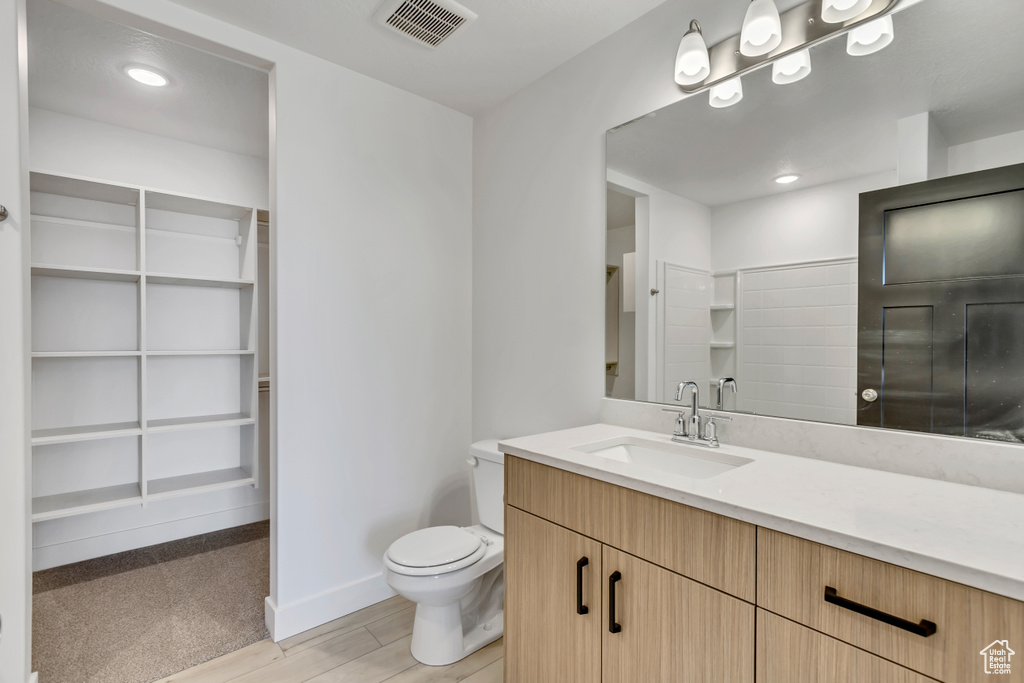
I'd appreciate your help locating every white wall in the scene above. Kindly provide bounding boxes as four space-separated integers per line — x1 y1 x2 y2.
39 0 474 642
29 108 268 210
0 0 31 679
710 171 894 273
472 0 691 441
948 128 1024 176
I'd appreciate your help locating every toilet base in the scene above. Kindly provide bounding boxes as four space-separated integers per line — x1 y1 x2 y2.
410 603 503 667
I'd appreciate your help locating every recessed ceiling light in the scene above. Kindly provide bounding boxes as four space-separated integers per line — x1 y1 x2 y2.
125 66 169 87
775 174 800 184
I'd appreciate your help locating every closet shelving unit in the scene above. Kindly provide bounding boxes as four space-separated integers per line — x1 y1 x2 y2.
29 172 259 522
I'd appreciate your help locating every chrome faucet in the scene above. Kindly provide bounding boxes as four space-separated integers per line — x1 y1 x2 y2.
716 377 737 409
671 380 732 447
675 381 701 439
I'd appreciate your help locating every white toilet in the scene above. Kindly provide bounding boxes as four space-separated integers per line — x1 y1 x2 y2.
383 440 505 666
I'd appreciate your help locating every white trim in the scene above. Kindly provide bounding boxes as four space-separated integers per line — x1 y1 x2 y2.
32 502 269 570
726 255 857 275
265 573 396 641
27 673 38 683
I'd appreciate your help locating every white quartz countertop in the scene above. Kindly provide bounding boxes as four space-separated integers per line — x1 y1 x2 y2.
499 423 1024 602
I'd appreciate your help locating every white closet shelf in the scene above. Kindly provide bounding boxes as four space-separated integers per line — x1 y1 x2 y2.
146 413 255 433
32 421 143 446
146 350 255 356
710 341 736 349
31 264 141 282
710 304 736 311
147 467 254 499
32 351 141 358
147 273 254 289
31 214 136 233
32 483 142 522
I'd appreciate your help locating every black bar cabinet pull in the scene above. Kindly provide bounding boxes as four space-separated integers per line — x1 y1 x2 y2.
576 557 589 615
824 586 936 637
608 571 622 634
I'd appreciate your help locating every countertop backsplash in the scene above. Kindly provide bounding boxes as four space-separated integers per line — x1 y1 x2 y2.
601 398 1024 495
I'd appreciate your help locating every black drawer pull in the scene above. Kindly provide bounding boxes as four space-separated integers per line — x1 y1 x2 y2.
609 571 622 634
824 586 936 637
576 557 589 615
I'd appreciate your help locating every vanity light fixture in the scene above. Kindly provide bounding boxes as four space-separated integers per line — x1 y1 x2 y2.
772 49 812 84
125 66 169 87
740 0 783 57
847 15 894 56
675 0 897 109
821 0 872 24
674 20 711 86
775 174 800 184
709 77 744 108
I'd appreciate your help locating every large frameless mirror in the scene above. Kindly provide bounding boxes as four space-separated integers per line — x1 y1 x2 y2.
605 0 1024 442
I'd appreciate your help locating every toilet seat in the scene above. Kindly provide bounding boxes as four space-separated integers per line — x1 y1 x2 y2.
385 526 486 576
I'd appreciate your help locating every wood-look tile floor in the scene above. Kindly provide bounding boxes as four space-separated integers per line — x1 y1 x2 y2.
155 596 503 683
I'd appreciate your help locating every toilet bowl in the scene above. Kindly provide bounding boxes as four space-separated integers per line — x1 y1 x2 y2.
383 440 505 666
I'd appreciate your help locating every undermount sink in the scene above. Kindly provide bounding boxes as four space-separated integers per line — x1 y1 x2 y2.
572 436 753 479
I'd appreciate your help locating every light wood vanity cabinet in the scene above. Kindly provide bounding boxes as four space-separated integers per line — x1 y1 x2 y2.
756 610 939 683
505 455 1024 682
505 506 602 683
505 456 755 682
758 528 1024 682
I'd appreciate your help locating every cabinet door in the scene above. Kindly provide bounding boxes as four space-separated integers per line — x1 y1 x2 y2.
505 506 602 683
757 610 939 683
602 546 754 683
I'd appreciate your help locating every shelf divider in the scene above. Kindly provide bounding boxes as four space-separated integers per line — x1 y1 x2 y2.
32 421 143 446
146 272 254 289
32 483 142 522
147 467 254 499
31 264 141 282
146 413 254 434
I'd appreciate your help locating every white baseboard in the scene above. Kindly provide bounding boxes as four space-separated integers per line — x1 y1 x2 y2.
32 502 270 570
28 673 38 683
265 572 396 641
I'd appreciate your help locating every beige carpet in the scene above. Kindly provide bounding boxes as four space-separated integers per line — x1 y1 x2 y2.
33 521 270 683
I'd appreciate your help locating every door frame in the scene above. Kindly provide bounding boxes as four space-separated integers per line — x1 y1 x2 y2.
0 0 33 680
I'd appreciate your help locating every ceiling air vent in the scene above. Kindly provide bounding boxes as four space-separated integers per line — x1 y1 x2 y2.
374 0 477 48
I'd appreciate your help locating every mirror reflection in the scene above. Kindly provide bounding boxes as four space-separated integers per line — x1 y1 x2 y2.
604 0 1024 441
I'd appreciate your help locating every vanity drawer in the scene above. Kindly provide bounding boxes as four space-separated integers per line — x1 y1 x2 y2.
756 609 938 683
505 455 755 601
757 528 1024 682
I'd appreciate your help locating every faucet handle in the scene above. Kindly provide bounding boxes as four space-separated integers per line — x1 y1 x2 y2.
703 417 720 446
674 413 687 437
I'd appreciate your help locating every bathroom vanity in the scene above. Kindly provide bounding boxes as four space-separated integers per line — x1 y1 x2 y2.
500 424 1024 682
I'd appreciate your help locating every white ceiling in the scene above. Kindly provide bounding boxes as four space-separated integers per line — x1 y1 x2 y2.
27 0 269 159
607 0 1024 207
163 0 669 115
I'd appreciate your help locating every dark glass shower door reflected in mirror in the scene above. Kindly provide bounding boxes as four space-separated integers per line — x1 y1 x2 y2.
858 163 1024 442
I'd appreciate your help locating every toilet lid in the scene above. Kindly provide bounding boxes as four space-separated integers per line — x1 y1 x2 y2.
386 526 483 568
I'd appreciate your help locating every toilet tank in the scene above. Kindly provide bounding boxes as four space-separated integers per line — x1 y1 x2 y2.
469 440 505 534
